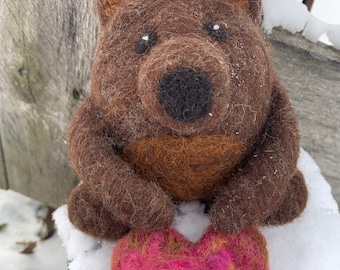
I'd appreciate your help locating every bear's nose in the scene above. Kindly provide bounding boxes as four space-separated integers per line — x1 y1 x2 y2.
159 67 212 121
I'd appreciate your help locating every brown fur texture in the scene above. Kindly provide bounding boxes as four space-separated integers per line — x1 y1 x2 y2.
123 135 247 200
67 0 307 240
96 0 124 26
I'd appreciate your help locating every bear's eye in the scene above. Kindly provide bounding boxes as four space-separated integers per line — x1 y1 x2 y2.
203 22 227 42
136 31 158 55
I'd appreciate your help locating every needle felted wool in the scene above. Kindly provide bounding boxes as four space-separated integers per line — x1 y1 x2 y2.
111 226 268 270
67 0 308 259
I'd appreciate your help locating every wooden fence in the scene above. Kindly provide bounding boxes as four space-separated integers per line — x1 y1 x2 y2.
0 1 339 207
0 0 97 207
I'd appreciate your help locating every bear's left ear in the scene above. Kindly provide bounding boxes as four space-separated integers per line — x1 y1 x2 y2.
230 0 262 25
96 0 124 27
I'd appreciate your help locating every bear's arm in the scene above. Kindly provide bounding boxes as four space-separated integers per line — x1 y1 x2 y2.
67 97 175 232
210 80 304 233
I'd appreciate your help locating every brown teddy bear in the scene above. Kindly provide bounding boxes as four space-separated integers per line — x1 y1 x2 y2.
67 0 308 241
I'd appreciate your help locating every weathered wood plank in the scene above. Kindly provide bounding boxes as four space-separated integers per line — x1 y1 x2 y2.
268 29 340 205
0 0 97 207
0 131 8 189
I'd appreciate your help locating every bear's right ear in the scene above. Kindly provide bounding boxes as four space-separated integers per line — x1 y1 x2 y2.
229 0 262 25
248 0 262 25
97 0 124 27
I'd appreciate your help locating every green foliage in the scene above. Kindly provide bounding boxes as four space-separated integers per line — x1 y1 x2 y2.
0 223 7 232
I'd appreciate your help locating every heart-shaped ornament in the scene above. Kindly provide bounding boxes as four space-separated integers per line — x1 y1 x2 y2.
111 226 268 270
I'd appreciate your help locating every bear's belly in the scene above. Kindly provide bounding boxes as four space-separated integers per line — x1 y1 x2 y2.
122 135 247 200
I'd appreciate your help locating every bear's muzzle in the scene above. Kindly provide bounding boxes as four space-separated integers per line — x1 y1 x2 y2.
137 36 231 133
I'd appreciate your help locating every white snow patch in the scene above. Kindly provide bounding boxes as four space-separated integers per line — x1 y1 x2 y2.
173 201 211 243
327 24 340 50
303 15 329 43
262 0 310 34
262 0 340 49
53 205 115 270
0 189 67 270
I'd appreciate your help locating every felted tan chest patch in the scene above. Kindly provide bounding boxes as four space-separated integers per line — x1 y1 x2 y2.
122 135 248 200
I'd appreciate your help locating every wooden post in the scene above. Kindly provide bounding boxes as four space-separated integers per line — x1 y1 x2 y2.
0 0 98 207
0 132 8 189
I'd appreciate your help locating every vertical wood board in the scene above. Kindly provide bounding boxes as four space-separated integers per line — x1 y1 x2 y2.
0 131 8 189
0 0 98 207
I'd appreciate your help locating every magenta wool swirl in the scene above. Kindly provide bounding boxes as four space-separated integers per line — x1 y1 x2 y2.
111 226 268 270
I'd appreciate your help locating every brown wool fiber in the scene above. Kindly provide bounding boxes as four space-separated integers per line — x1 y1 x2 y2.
210 80 307 233
97 0 124 26
123 135 248 200
67 0 308 241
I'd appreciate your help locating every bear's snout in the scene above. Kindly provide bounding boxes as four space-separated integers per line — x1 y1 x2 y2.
138 37 231 131
159 67 212 121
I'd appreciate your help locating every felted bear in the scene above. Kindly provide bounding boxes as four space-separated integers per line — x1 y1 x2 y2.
67 0 308 243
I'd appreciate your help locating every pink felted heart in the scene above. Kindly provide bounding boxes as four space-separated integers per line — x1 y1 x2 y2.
111 226 268 270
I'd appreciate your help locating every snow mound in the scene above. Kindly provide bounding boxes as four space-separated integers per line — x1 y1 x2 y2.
0 189 67 270
54 149 340 270
262 0 340 49
328 25 340 50
53 206 114 270
262 0 310 34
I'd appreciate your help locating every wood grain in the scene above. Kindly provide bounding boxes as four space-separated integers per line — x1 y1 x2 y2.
0 0 97 206
0 131 8 189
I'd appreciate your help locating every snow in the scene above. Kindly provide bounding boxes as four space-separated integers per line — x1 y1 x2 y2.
0 189 67 270
262 0 310 34
262 0 340 49
52 149 340 270
303 15 329 43
53 206 114 270
327 25 340 50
